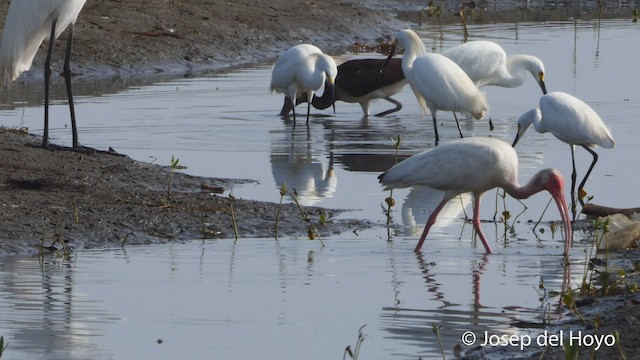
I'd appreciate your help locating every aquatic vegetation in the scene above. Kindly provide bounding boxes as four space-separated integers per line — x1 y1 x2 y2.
0 336 6 358
290 189 324 246
274 182 287 240
343 325 366 360
229 194 239 241
383 135 401 227
432 323 446 360
166 155 184 201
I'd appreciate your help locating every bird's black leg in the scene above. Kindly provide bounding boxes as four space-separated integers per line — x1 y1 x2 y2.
432 114 439 146
306 99 311 126
578 146 599 207
453 112 464 138
570 145 578 221
290 96 297 128
374 97 402 117
63 22 79 148
43 19 58 148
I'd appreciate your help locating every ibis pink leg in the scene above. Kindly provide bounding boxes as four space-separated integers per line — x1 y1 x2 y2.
472 194 493 254
414 199 447 252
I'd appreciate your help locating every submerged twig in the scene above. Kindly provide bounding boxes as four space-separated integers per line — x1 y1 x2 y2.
229 194 239 241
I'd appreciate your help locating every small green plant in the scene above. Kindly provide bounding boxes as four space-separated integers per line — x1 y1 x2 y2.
432 324 446 360
343 325 366 360
0 335 7 358
563 340 579 360
274 182 287 240
633 9 638 22
37 235 73 265
421 1 442 20
459 4 469 43
384 135 401 226
166 155 181 200
612 330 628 360
562 288 587 326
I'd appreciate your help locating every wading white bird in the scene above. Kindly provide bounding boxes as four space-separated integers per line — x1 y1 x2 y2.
443 40 547 94
280 58 407 117
379 137 572 255
0 0 87 148
512 91 615 219
270 44 337 126
382 29 487 144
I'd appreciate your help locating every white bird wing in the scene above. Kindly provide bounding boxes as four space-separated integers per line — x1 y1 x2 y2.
270 44 322 93
0 0 86 85
381 138 516 195
541 92 615 148
443 41 506 86
411 54 487 117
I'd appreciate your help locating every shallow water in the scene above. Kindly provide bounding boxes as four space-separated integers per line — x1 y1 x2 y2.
1 19 639 359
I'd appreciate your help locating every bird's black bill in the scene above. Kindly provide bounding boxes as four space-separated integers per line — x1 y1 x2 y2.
539 80 548 95
380 43 398 73
330 82 336 114
512 125 522 147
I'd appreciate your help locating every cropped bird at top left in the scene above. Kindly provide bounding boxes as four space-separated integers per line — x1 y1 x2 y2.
0 0 87 148
270 44 338 126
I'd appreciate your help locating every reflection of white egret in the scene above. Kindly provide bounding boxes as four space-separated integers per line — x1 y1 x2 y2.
513 91 615 218
379 137 572 254
400 187 472 237
443 40 547 94
382 29 487 143
270 131 336 206
0 0 86 148
270 44 337 126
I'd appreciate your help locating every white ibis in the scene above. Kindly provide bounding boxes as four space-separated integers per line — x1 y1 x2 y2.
0 0 87 148
379 137 572 255
443 40 547 94
270 44 337 126
280 58 407 117
382 29 487 144
512 91 615 219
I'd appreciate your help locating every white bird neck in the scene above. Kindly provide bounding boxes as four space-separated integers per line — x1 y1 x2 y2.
505 55 542 87
518 108 545 135
399 30 428 69
303 53 334 91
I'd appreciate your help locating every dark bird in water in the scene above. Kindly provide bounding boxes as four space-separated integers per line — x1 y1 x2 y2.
280 58 407 118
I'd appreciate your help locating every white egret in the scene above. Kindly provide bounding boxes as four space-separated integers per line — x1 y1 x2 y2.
0 0 87 148
270 44 337 126
382 29 487 144
379 137 572 255
280 58 407 117
512 91 615 219
443 40 547 94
